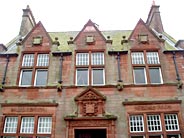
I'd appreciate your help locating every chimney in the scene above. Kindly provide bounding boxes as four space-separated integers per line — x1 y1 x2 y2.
19 5 36 36
146 3 164 33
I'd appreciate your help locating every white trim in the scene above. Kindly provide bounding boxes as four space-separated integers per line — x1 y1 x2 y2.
76 68 89 86
133 67 147 84
19 69 32 87
92 68 105 86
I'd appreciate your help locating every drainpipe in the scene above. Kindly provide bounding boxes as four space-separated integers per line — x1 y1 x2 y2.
2 55 10 85
117 52 122 82
58 53 64 84
172 52 183 88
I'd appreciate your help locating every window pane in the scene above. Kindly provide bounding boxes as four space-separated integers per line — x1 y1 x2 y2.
149 68 162 84
37 54 49 66
149 136 162 138
76 69 88 85
22 54 34 67
129 115 144 132
92 52 104 65
167 134 180 138
133 68 146 84
3 117 18 133
20 117 34 133
92 69 104 85
35 70 48 86
147 115 161 132
165 114 179 131
20 70 32 86
131 52 144 64
37 117 52 134
147 52 160 64
76 53 89 65
3 136 16 138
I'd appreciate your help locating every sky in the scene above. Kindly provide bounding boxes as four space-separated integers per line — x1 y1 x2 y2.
0 0 183 44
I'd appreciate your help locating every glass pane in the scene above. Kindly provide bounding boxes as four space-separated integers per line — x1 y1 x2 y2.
92 69 104 85
147 115 161 132
165 114 179 131
149 136 162 138
37 54 49 66
22 54 34 67
147 52 159 64
3 136 16 138
20 117 34 133
134 68 146 84
37 117 52 134
35 70 48 86
167 134 180 138
76 53 89 65
129 115 144 132
76 69 88 85
3 117 18 133
131 52 144 64
149 68 162 84
92 53 104 65
20 70 32 86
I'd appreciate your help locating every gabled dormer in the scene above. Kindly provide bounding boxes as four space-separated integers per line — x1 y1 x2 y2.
18 21 52 87
129 19 161 49
22 21 52 52
73 19 106 49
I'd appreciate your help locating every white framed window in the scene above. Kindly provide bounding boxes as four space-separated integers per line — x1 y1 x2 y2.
133 68 147 84
76 69 88 86
129 115 144 132
22 54 34 67
92 52 104 65
20 117 34 133
92 69 105 85
76 53 89 65
147 115 162 132
164 114 179 131
131 52 144 64
147 52 160 64
37 54 49 66
34 70 48 86
37 117 52 134
167 134 181 138
131 136 145 138
19 70 33 86
3 117 18 133
149 67 163 84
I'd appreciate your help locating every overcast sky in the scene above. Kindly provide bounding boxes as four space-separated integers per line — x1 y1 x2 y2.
0 0 183 44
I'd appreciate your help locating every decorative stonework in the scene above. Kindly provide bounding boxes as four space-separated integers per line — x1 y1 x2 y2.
75 87 106 117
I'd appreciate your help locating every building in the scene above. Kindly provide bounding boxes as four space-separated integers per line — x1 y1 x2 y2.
0 3 184 138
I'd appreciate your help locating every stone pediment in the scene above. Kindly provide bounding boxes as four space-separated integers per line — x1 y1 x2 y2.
74 87 106 117
75 87 106 101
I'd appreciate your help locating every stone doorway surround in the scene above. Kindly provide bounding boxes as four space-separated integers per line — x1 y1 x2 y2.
64 87 117 138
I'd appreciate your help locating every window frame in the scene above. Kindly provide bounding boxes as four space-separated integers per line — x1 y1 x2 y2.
128 113 181 138
75 51 105 86
19 53 49 87
2 115 52 138
131 51 163 85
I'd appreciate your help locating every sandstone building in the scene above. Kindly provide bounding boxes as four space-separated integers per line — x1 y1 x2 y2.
0 3 184 138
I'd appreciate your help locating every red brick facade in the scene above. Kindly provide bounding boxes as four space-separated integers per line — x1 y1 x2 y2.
0 4 184 138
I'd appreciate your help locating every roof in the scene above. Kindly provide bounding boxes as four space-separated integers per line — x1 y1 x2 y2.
2 29 179 54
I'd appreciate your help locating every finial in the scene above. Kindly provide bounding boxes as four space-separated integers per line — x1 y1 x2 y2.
26 5 30 9
152 0 155 5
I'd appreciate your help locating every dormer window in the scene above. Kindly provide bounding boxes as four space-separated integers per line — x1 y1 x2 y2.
86 36 95 45
138 34 149 44
32 36 43 45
